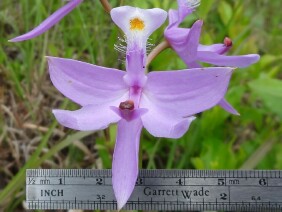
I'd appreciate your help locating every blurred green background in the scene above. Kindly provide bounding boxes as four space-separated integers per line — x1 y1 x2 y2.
0 0 282 211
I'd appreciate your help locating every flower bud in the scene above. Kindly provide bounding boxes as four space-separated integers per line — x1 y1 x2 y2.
224 37 232 47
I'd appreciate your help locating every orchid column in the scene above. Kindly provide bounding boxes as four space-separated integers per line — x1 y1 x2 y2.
109 7 167 209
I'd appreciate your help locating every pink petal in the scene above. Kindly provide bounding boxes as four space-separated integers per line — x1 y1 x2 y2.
187 61 202 68
110 107 148 122
197 51 260 68
165 27 190 44
167 9 179 26
47 56 128 106
198 44 231 55
141 94 195 138
143 67 234 118
177 0 198 23
218 99 240 115
52 98 128 131
165 20 203 64
9 0 83 42
167 0 199 26
112 118 143 210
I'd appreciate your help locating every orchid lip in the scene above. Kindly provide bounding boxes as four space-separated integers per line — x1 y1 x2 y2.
110 6 167 51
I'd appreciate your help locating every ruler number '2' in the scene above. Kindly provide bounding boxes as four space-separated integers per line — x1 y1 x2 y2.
96 178 104 185
220 193 227 200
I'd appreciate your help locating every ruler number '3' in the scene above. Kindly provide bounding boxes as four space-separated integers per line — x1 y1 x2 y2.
97 195 105 200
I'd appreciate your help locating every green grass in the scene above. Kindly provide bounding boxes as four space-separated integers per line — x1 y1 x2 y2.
0 0 282 211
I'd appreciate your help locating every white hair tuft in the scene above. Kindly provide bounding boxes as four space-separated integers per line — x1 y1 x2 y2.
185 0 201 9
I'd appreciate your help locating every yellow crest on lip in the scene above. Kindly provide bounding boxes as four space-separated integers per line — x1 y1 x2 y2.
130 18 145 31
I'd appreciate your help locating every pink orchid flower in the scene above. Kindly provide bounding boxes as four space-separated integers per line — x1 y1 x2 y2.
164 0 260 115
47 6 233 210
9 0 83 42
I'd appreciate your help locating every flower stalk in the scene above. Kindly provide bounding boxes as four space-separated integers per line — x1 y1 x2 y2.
146 40 170 67
99 0 112 13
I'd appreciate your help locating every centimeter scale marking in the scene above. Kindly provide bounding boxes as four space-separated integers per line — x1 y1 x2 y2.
26 169 282 211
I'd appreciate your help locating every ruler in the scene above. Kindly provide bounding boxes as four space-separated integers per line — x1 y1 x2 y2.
26 169 282 211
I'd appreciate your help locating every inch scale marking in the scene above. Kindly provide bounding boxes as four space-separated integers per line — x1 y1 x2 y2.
26 169 282 211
